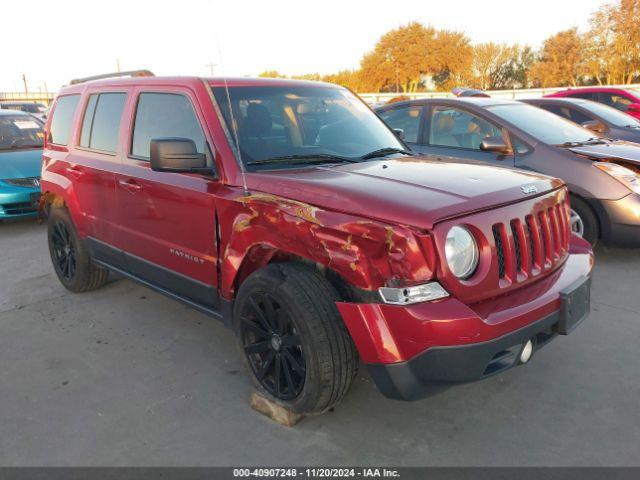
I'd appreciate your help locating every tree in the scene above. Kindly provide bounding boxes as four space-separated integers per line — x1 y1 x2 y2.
258 70 287 78
530 28 585 87
322 70 363 91
359 22 439 93
471 44 535 90
292 73 323 81
432 30 473 91
471 43 516 90
584 0 640 84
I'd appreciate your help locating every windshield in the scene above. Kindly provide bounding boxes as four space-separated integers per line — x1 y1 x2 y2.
212 85 404 168
581 101 640 127
0 115 44 151
488 103 596 145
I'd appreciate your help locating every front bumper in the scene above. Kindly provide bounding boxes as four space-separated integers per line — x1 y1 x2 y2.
337 238 593 400
591 193 640 247
0 188 40 219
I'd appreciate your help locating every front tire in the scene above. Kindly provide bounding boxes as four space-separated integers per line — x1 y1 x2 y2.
233 263 358 415
47 207 109 292
569 195 599 247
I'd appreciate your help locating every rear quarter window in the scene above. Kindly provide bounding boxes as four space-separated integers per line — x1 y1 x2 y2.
49 95 80 146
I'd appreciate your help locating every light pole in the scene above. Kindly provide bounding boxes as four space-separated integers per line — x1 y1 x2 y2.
205 63 217 76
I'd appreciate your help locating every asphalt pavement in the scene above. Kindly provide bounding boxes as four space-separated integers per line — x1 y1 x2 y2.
1 219 639 466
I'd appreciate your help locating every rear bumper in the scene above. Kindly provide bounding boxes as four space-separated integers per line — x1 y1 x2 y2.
0 188 40 219
592 193 640 247
337 238 593 400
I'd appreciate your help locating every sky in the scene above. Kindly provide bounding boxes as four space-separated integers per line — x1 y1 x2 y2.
2 0 606 93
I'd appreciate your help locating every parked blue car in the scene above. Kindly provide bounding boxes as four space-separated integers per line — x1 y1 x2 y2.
0 110 43 220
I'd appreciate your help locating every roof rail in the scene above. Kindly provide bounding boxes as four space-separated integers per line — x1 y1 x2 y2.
69 70 155 85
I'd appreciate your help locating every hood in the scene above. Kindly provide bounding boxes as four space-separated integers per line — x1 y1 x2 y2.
569 140 640 166
247 157 563 230
610 128 640 144
0 149 42 180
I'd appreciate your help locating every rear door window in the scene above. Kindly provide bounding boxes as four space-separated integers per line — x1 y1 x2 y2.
429 106 502 150
598 93 633 112
79 93 126 153
540 104 592 124
131 93 205 159
49 94 80 145
378 106 423 143
566 107 592 124
567 92 597 101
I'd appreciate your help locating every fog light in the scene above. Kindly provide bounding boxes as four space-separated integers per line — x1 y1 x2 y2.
520 339 534 363
379 282 449 305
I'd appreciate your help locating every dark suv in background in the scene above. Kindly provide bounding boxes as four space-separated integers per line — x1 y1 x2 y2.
376 98 640 247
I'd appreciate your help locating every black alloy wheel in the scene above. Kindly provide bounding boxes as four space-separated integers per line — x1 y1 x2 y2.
51 221 76 281
240 292 306 400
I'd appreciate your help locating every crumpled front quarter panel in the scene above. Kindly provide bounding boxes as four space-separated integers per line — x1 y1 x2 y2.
216 188 436 300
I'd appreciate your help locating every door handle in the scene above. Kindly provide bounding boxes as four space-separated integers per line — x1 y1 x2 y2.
66 165 84 179
118 179 143 193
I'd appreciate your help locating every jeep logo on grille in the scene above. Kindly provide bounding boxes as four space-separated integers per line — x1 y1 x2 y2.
521 184 538 195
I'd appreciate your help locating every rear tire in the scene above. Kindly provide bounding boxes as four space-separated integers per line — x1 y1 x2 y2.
233 263 358 415
569 195 599 247
47 207 109 292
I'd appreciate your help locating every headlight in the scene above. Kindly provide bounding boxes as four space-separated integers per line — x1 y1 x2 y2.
445 226 479 279
594 162 640 194
379 282 449 305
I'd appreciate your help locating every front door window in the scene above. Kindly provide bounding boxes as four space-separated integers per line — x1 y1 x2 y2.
429 106 503 150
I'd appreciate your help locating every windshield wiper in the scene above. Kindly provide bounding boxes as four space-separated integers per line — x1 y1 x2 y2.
10 143 42 150
557 137 607 147
360 147 413 160
247 154 358 166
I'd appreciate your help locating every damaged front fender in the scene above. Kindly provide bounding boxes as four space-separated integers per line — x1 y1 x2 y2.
216 190 437 300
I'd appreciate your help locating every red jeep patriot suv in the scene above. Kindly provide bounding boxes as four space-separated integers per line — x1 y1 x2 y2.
40 71 593 415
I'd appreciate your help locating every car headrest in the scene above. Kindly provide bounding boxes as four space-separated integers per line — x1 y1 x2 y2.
434 114 455 132
245 103 272 137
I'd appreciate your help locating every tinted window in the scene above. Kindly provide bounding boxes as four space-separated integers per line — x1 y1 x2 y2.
212 86 404 168
49 95 80 145
132 93 205 159
567 92 597 101
539 104 571 120
81 93 126 152
599 93 633 112
429 106 502 150
79 94 98 148
378 106 422 143
511 138 530 154
580 100 640 127
489 103 594 145
566 107 591 124
541 104 592 125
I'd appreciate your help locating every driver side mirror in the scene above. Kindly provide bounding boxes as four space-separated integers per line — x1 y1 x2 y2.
393 128 405 141
480 136 511 155
150 138 209 173
581 120 607 135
